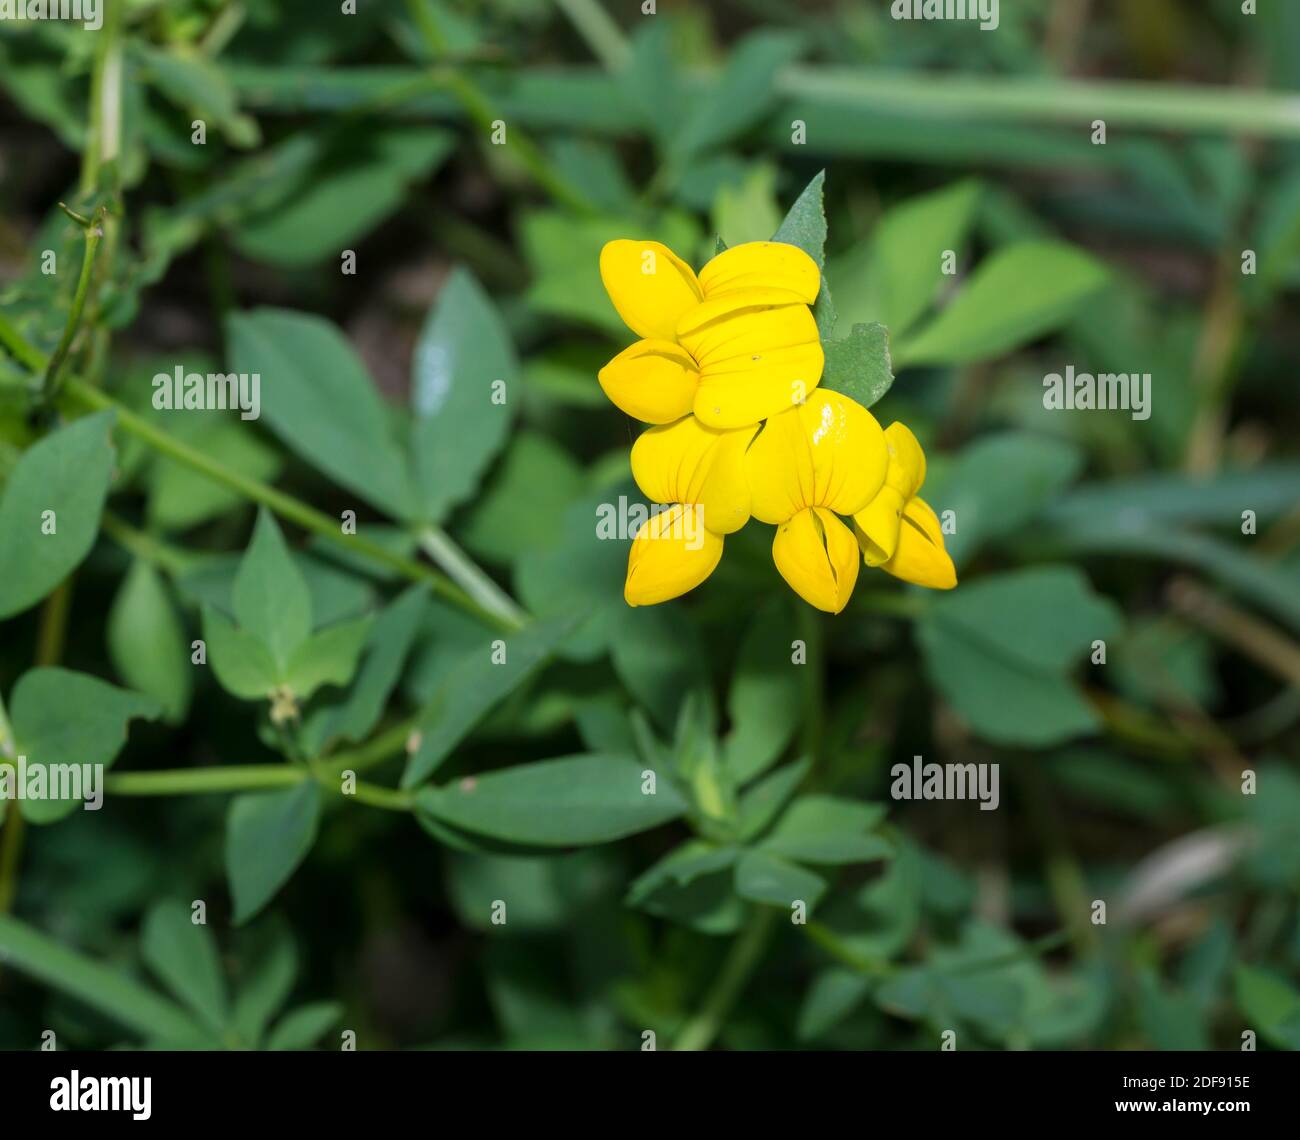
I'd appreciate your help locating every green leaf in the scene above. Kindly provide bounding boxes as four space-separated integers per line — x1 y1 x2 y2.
673 31 802 161
227 782 323 925
761 795 892 865
147 416 282 533
772 169 827 267
107 560 192 723
461 432 584 565
610 605 709 734
734 849 826 908
0 411 115 619
136 43 258 147
737 757 811 841
265 1002 342 1050
521 209 700 334
874 179 983 338
917 566 1122 746
283 615 373 701
232 920 298 1048
227 309 416 517
894 241 1108 366
0 913 204 1044
626 841 740 906
820 322 895 409
515 486 628 662
722 596 803 783
233 510 313 670
1234 964 1300 1049
712 162 781 248
141 901 229 1034
10 667 160 824
410 268 517 524
301 586 426 754
798 968 872 1042
926 431 1083 567
235 127 453 266
1137 971 1211 1050
403 614 578 787
415 754 687 847
447 850 615 934
202 604 279 700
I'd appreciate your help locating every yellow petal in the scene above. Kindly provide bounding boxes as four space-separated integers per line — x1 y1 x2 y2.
880 497 956 590
598 340 699 424
852 423 929 565
600 240 702 341
677 294 824 428
625 505 724 606
745 390 889 523
853 487 907 566
698 241 821 304
772 507 860 614
631 417 757 535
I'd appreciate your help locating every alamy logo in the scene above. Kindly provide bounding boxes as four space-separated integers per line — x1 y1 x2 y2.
890 756 1000 811
0 757 104 811
1043 366 1151 420
0 0 102 29
50 1071 151 1120
890 0 999 32
152 366 261 421
595 496 705 551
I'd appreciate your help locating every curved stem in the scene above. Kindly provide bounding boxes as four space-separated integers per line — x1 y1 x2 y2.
673 907 777 1051
42 208 107 400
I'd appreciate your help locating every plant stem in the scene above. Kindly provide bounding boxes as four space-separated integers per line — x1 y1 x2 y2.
42 208 107 400
62 377 516 632
552 0 631 71
104 764 413 810
673 907 777 1051
327 718 418 776
416 527 528 631
101 511 198 578
105 766 304 795
81 0 125 194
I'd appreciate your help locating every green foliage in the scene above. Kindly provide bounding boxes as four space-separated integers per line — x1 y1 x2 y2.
0 0 1296 1061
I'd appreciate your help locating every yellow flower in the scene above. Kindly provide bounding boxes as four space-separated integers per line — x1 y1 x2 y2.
852 423 956 590
598 240 823 428
624 415 757 606
745 390 889 613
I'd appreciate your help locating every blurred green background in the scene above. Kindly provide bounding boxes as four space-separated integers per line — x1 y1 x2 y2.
0 0 1298 1051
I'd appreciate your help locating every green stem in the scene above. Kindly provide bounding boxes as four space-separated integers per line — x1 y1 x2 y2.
105 766 304 795
803 920 895 977
104 764 413 810
416 527 528 631
42 208 107 400
404 0 595 214
101 511 198 578
0 312 47 373
673 907 777 1051
327 718 418 776
552 0 631 71
81 0 125 194
62 376 514 632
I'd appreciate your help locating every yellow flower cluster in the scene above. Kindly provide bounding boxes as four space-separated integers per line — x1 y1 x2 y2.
599 239 956 613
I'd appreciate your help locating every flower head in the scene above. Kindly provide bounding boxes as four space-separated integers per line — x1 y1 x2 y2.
594 232 956 612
